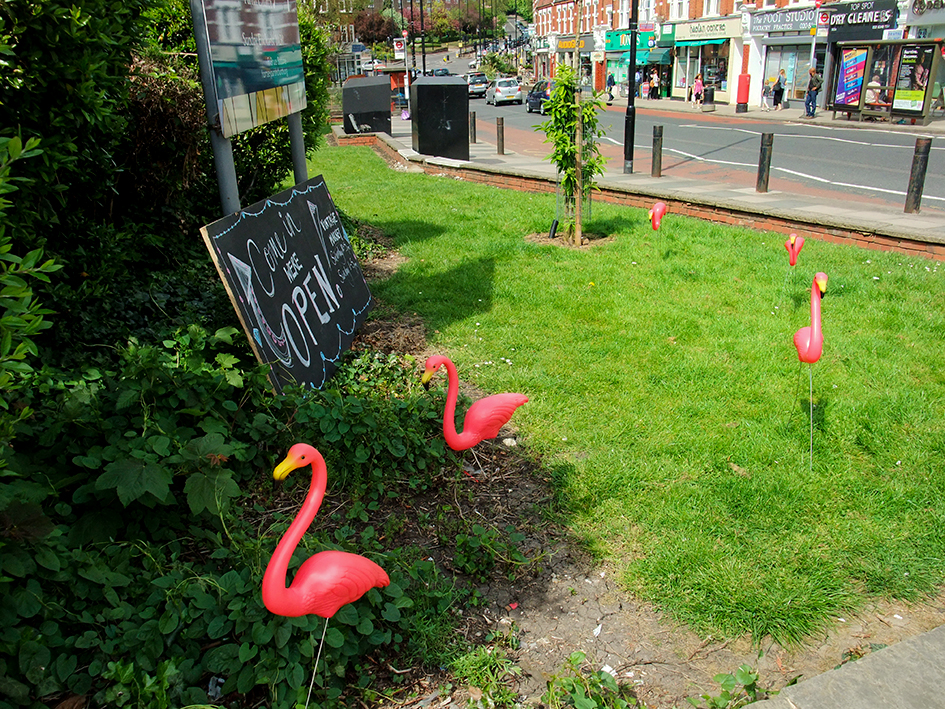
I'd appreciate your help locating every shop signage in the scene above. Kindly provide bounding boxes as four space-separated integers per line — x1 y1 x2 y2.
911 0 945 15
827 0 899 41
606 29 655 51
750 8 815 34
676 17 741 41
556 33 594 51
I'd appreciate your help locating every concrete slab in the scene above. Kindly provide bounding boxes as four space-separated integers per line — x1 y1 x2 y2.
749 625 945 709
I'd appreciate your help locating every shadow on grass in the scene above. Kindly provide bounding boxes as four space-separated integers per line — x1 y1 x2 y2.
797 391 829 432
375 218 449 246
373 255 498 333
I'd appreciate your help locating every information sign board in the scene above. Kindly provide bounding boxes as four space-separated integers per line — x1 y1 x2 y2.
201 0 308 137
201 177 373 392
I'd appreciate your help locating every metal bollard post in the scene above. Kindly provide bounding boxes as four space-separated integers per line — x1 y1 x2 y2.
905 137 932 214
497 117 505 155
756 133 774 193
651 125 663 178
469 112 476 144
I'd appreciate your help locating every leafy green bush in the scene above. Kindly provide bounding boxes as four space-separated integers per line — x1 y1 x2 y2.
0 135 61 467
0 325 461 708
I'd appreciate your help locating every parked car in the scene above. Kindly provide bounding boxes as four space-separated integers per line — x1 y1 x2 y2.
432 68 451 76
362 59 385 71
485 77 523 106
525 80 555 114
467 72 489 98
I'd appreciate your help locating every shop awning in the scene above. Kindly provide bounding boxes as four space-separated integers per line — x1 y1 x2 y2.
675 38 727 47
647 48 672 64
619 50 651 65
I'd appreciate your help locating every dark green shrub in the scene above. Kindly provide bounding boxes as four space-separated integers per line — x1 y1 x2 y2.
0 327 459 708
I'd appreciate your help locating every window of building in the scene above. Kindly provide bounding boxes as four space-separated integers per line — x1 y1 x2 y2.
670 0 688 21
703 0 719 16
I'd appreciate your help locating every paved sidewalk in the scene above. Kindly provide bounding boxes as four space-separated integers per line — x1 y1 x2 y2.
758 624 945 709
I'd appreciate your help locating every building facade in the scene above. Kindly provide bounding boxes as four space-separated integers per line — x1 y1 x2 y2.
529 0 944 109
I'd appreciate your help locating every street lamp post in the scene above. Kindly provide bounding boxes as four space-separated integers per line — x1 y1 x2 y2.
409 0 417 70
420 0 426 74
622 0 638 173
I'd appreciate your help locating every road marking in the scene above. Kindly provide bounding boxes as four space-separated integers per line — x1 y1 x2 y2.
657 147 945 203
676 123 943 150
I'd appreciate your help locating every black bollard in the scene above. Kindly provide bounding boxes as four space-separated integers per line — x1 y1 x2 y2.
549 219 559 240
651 125 663 178
905 137 932 214
757 133 774 193
469 111 476 144
497 117 504 155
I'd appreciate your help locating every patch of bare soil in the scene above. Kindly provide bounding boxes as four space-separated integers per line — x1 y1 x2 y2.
524 232 617 249
355 248 945 709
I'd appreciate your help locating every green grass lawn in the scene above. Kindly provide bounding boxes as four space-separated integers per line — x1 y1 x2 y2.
309 144 945 645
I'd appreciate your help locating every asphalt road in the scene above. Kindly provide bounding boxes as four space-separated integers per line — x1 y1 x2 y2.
431 49 945 213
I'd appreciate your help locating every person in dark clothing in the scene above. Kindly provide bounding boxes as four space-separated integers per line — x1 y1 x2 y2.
805 67 823 118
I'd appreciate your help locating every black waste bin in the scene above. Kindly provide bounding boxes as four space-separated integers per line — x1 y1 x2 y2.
411 76 469 160
342 76 391 135
702 85 716 112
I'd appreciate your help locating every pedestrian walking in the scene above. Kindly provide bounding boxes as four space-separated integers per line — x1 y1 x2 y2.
649 69 660 100
773 69 786 111
692 73 704 108
761 79 772 111
805 66 823 118
634 69 642 98
606 72 616 103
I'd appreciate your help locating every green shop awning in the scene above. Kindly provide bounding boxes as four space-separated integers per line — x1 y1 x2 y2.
676 38 727 47
647 48 672 64
619 50 650 65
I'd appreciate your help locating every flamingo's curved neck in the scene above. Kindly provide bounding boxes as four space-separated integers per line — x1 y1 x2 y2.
439 358 463 448
810 281 822 341
263 457 326 602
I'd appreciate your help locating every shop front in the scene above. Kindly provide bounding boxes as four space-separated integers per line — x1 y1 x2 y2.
747 8 818 108
606 25 670 97
672 17 742 104
554 32 596 83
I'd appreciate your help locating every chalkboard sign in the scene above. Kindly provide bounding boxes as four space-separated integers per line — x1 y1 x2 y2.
201 177 373 392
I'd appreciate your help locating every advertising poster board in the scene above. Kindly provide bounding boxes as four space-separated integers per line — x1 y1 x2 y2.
834 47 867 106
201 0 308 137
892 44 935 112
201 177 373 392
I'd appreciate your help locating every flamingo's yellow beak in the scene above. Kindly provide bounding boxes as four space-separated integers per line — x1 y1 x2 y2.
789 234 797 245
421 366 436 388
815 273 828 296
273 454 302 481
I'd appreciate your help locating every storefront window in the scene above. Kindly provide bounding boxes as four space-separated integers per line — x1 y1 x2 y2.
763 44 812 100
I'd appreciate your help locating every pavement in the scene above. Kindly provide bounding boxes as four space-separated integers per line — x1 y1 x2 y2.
373 93 945 255
343 95 945 708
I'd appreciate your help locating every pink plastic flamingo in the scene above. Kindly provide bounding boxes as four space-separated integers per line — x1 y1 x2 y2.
793 272 828 364
262 444 390 707
649 202 668 230
422 355 528 475
785 233 805 267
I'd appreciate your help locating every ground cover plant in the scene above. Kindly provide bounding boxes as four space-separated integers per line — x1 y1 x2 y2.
308 143 945 646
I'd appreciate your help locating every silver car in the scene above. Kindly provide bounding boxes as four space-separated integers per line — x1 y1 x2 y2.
485 78 523 106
